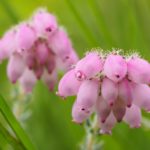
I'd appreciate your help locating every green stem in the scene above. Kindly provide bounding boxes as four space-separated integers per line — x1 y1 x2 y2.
0 95 35 150
82 116 102 150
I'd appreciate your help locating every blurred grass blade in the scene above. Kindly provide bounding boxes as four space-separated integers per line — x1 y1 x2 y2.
0 122 23 150
0 0 19 23
88 0 117 47
0 95 35 150
65 0 99 46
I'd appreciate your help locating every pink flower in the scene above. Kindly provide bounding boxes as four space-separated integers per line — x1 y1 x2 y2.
123 104 141 128
101 77 118 106
99 112 116 135
118 78 133 107
0 29 16 61
7 53 25 83
104 54 127 82
57 50 150 134
19 68 37 93
32 8 58 38
0 8 78 93
127 56 150 84
72 100 93 124
57 69 81 98
76 79 99 108
15 23 36 53
48 28 73 60
96 96 111 123
75 52 103 81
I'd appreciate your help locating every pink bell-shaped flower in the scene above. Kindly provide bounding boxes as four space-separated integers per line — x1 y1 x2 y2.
0 29 16 60
15 24 36 53
32 9 58 37
123 104 141 128
48 28 73 60
127 56 150 84
104 54 127 82
72 101 93 124
118 78 133 107
112 98 126 122
101 77 118 106
133 84 150 112
19 68 37 93
75 52 103 81
42 70 57 91
7 53 25 83
99 112 116 135
35 42 49 65
96 96 111 123
76 79 99 108
57 69 81 98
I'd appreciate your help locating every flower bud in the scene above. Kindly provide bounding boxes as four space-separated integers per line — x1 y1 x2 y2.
101 77 118 106
33 65 44 79
48 28 72 60
42 70 57 91
99 113 116 135
118 78 133 107
127 57 150 84
123 104 141 128
16 24 36 52
57 69 81 98
32 9 58 37
36 42 49 65
112 98 126 122
96 96 111 123
133 84 150 112
76 79 99 108
0 29 16 60
104 54 127 82
7 53 25 83
75 52 103 80
72 101 93 124
19 68 37 93
46 52 56 74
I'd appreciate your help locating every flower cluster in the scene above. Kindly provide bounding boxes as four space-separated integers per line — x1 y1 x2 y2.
0 8 78 93
57 50 150 134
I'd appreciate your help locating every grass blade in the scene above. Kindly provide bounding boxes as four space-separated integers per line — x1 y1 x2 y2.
65 0 99 46
0 122 24 150
0 95 35 150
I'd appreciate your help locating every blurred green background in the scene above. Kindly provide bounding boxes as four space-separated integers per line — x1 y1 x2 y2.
1 0 150 149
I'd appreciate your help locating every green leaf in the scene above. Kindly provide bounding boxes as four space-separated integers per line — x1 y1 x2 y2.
0 95 35 150
0 122 23 150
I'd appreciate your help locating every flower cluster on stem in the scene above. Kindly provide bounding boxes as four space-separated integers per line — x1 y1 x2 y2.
0 8 78 93
57 50 150 134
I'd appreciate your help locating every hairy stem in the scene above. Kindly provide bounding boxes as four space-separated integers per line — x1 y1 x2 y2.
81 116 103 150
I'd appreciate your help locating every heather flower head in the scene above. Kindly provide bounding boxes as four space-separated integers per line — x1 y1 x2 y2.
0 8 78 93
57 50 150 134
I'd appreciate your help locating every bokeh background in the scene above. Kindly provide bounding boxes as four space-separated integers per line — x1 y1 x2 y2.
1 0 150 149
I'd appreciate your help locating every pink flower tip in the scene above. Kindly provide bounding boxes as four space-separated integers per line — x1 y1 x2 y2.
75 70 86 81
72 119 82 125
117 118 122 123
127 104 132 108
101 119 106 123
109 102 114 107
100 129 112 135
12 80 17 84
55 91 66 100
130 124 141 128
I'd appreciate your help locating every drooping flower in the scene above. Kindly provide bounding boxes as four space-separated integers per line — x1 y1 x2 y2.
0 8 78 92
57 50 150 134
